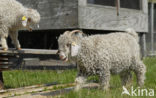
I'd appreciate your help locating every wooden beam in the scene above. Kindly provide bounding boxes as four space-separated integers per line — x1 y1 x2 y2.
150 3 154 54
142 0 148 14
116 0 120 16
143 33 147 57
140 33 147 58
0 48 57 55
79 0 87 6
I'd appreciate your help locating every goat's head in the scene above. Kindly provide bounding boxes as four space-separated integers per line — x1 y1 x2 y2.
22 8 40 31
57 30 84 62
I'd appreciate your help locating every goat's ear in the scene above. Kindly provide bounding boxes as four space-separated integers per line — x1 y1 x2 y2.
22 16 28 27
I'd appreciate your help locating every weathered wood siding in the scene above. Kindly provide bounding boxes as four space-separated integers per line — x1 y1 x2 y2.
17 0 78 30
17 0 148 32
78 0 148 32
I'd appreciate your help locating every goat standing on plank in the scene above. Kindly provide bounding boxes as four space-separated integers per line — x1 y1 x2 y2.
0 0 40 50
57 29 146 91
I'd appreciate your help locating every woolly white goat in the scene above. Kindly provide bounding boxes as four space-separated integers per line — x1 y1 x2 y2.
57 29 146 90
0 0 40 50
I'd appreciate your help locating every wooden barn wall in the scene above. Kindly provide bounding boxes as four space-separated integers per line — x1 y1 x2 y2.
17 0 78 30
78 0 148 32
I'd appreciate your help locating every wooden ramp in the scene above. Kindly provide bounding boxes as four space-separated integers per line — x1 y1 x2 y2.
0 83 100 97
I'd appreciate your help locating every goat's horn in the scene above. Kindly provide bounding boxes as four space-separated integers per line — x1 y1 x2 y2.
64 31 70 34
70 30 83 35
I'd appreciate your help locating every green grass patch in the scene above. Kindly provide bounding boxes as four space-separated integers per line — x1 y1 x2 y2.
2 57 156 97
3 70 77 89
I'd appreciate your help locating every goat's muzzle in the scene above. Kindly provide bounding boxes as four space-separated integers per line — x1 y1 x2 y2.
57 50 68 62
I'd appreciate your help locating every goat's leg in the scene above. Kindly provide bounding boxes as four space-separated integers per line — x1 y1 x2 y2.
74 75 87 91
0 26 9 50
120 70 132 87
9 31 21 50
1 36 8 51
134 61 146 87
74 67 87 91
99 70 110 90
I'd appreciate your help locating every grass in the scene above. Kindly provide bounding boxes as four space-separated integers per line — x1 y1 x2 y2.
2 57 156 98
3 70 77 89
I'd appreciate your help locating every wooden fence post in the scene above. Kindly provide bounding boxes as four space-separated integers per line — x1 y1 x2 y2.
140 33 147 59
0 71 4 89
150 2 154 55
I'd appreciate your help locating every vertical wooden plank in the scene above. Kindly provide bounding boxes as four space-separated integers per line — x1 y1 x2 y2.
150 3 154 54
142 0 148 14
140 33 143 59
78 0 86 28
116 0 120 16
140 33 146 59
78 0 86 6
143 33 147 57
0 71 4 90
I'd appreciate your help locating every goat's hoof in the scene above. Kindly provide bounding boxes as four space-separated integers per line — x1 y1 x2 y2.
17 48 22 50
74 85 82 92
2 48 8 51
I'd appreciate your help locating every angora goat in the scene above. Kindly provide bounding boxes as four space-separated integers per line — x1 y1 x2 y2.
0 0 40 50
58 29 146 90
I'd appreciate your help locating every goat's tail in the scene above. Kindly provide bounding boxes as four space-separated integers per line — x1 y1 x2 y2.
125 28 138 41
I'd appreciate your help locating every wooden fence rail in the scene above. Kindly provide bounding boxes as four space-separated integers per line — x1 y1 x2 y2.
0 48 58 54
0 48 76 90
